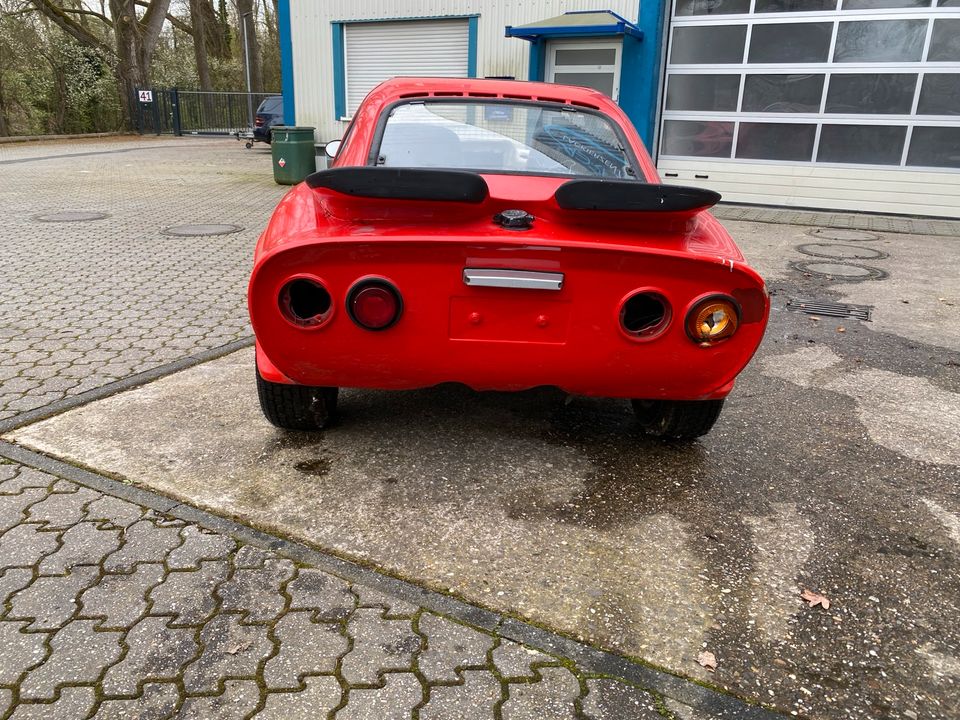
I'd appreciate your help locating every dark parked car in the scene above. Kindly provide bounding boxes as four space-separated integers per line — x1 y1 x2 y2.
253 96 284 144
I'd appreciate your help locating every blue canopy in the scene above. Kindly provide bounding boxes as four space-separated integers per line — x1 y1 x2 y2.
505 10 643 42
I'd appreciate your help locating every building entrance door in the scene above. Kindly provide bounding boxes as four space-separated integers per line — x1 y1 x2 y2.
545 40 621 101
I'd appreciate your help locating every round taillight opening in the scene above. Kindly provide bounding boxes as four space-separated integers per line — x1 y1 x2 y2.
279 278 332 328
686 296 739 344
619 291 670 338
348 280 402 330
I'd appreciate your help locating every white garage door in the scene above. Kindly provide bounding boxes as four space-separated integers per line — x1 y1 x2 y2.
344 19 470 117
658 0 960 218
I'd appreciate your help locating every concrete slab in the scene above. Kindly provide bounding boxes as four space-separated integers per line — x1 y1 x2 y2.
723 220 960 352
9 329 960 718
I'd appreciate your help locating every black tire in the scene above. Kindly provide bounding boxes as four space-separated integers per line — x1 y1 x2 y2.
256 368 338 431
632 399 724 440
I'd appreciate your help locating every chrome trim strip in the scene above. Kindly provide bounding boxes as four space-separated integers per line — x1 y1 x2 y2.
462 269 564 291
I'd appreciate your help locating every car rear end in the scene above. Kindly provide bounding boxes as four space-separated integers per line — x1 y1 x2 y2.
253 96 283 143
249 172 768 402
248 80 769 436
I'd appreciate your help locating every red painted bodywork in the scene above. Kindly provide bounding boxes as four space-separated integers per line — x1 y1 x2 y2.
248 78 769 400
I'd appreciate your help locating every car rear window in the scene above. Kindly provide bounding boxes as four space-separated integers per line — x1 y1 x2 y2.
374 101 637 179
257 96 282 114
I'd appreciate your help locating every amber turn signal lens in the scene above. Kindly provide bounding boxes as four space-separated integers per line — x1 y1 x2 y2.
686 297 739 343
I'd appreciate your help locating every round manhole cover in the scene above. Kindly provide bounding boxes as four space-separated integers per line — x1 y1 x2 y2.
791 260 887 281
796 243 888 260
34 211 108 222
807 227 880 242
162 224 243 237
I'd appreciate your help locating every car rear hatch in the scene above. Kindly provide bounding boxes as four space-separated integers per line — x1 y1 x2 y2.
249 169 768 398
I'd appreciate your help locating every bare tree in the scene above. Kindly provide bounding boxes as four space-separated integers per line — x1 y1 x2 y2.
110 0 171 104
30 0 172 120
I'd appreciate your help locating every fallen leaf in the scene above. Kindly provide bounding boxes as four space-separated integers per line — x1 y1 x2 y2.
697 650 717 672
801 588 831 610
226 640 252 655
837 327 846 333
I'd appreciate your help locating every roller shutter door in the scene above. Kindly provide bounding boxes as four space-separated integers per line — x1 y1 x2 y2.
657 1 960 218
344 19 470 117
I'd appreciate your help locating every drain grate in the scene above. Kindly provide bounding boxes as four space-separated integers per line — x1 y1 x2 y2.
786 298 872 321
789 259 887 281
796 243 887 260
162 223 243 237
34 211 109 222
807 228 880 242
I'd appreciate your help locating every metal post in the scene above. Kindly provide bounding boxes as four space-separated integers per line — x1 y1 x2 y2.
171 88 182 136
135 90 144 134
151 89 161 135
242 11 254 130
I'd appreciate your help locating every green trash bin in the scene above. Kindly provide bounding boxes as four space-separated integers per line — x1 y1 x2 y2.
271 126 317 185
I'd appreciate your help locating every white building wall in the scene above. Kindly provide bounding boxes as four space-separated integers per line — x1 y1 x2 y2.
289 0 639 141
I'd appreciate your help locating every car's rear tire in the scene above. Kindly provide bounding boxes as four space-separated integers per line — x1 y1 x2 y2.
256 367 338 431
632 399 724 440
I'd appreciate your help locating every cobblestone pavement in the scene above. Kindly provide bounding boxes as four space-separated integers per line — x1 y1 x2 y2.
0 459 688 720
0 137 286 424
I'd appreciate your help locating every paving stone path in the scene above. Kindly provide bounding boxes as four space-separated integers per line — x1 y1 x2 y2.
0 138 285 424
0 460 671 720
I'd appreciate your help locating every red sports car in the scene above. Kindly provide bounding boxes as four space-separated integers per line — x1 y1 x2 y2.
248 77 769 439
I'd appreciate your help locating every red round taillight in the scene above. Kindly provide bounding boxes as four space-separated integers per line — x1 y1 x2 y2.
347 280 402 330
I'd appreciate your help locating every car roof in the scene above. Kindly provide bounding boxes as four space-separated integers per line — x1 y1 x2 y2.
367 77 615 110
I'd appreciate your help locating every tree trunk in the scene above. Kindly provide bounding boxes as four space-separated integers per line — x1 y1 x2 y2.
0 78 10 137
107 0 170 124
189 0 212 91
0 19 9 136
218 0 231 59
109 0 143 124
264 0 277 45
200 0 228 59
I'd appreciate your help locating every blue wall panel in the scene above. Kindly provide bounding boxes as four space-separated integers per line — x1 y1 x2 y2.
633 0 668 152
278 0 295 124
468 17 479 77
332 23 346 120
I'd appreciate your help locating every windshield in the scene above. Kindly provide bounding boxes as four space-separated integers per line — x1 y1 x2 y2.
375 101 637 179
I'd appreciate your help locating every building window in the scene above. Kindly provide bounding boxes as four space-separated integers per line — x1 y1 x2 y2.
661 0 960 168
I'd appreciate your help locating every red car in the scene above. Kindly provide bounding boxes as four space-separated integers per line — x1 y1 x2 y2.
248 77 769 439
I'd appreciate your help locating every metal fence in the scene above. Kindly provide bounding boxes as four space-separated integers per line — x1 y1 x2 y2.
133 89 280 137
